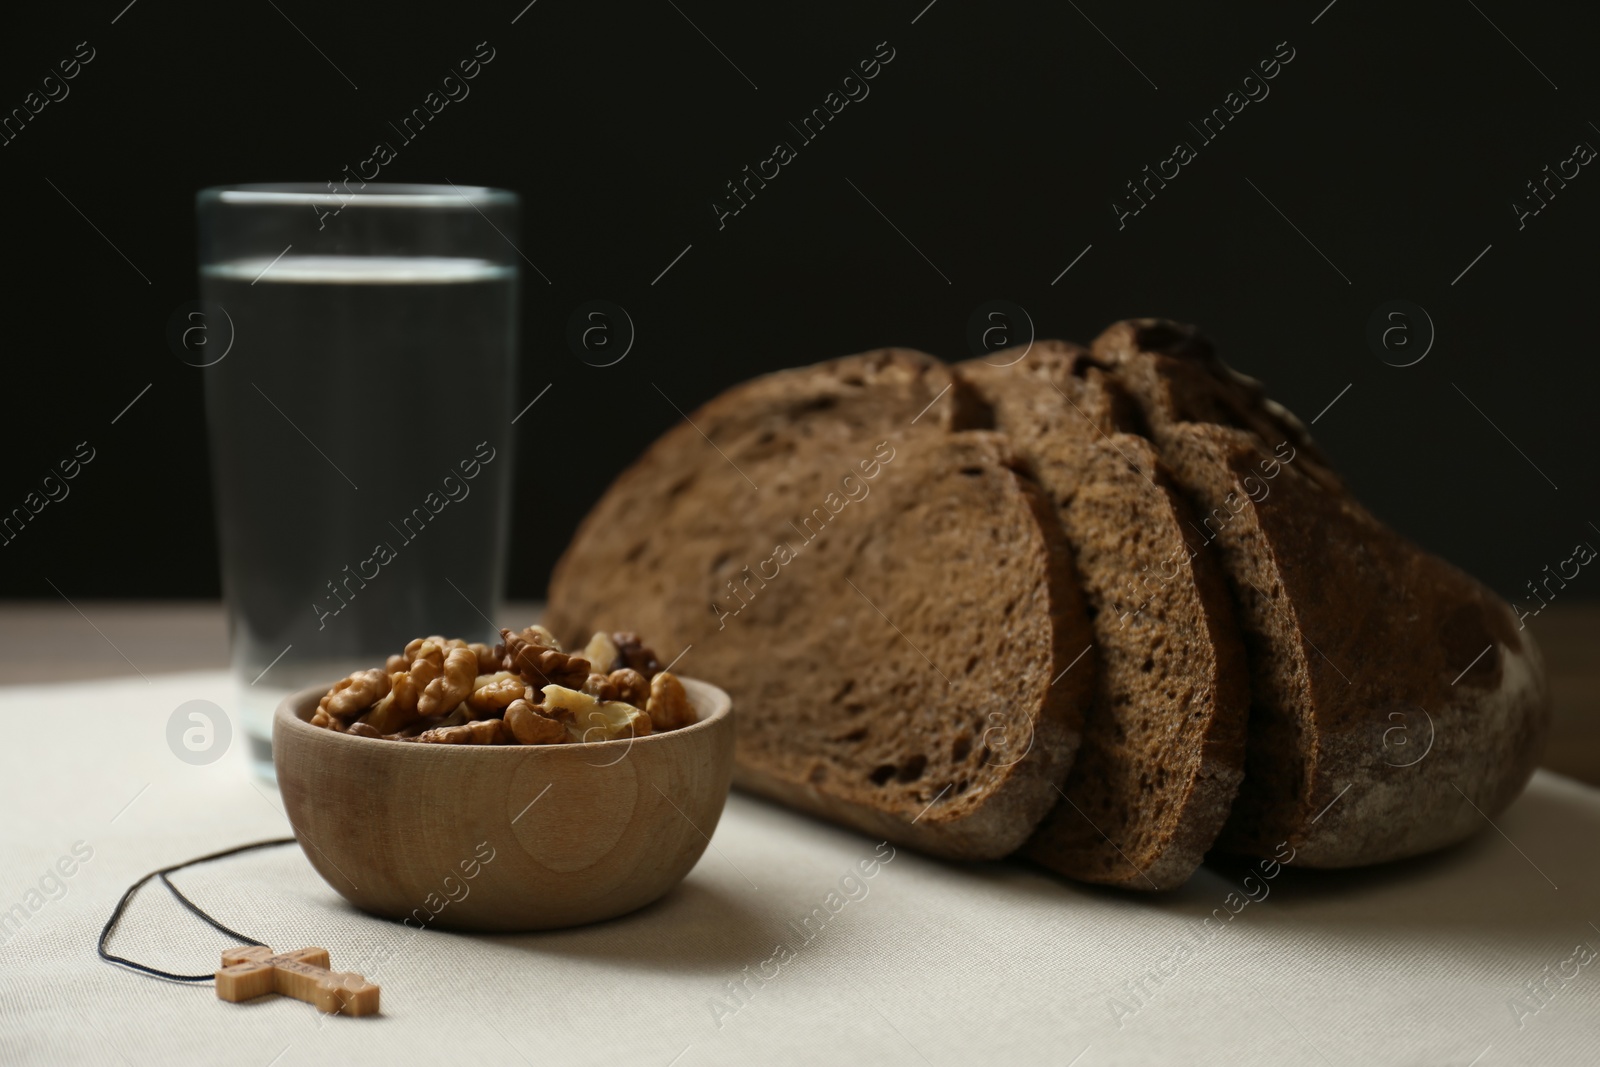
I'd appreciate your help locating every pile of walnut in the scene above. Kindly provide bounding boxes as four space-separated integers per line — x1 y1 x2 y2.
309 627 694 745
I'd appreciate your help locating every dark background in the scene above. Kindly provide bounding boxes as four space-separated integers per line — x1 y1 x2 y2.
2 0 1595 608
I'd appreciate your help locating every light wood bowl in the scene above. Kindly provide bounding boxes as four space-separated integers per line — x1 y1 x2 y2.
273 678 734 931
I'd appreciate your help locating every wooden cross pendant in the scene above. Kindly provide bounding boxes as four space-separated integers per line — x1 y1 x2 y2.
215 945 380 1016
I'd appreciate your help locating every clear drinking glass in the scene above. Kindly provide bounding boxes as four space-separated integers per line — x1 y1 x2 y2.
196 183 519 777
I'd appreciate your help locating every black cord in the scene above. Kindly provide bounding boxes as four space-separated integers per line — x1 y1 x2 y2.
157 870 268 947
97 837 297 983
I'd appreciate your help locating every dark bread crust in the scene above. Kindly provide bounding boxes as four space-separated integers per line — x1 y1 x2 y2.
546 351 1096 859
1092 319 1338 489
1092 320 1550 866
958 345 1250 888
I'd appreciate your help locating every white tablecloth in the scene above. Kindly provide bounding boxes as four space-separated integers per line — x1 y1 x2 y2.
1 671 1596 1065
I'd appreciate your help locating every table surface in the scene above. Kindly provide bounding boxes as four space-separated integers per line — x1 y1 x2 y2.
2 603 1598 1066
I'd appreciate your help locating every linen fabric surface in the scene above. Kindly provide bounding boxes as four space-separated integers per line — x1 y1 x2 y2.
1 671 1596 1065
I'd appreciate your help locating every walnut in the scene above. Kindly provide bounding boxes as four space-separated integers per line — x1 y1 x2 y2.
541 684 652 742
310 707 346 731
344 701 450 741
494 625 561 669
495 626 541 666
347 718 433 742
502 628 590 689
581 673 619 702
318 668 391 720
537 684 600 725
419 646 478 717
608 668 650 708
385 653 408 674
466 672 526 717
404 637 446 670
361 671 422 734
504 699 567 745
408 654 442 691
469 642 500 675
582 631 622 675
646 670 695 732
612 632 662 677
415 718 508 745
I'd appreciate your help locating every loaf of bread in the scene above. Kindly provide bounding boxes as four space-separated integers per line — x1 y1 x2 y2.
545 351 1097 860
548 326 1549 883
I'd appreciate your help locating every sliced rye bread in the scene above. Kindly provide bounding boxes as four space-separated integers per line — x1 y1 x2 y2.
545 350 1096 860
1091 319 1550 867
957 343 1250 889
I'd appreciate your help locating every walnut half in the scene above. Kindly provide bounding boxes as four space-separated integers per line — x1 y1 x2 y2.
645 670 695 732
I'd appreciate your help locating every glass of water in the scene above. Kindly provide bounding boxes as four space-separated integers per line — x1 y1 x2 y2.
196 183 520 777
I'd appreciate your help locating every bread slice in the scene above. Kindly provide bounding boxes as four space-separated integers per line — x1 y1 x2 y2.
957 344 1249 888
545 351 1096 860
1091 320 1550 866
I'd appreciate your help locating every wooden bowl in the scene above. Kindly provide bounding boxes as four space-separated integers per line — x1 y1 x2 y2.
273 678 734 931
